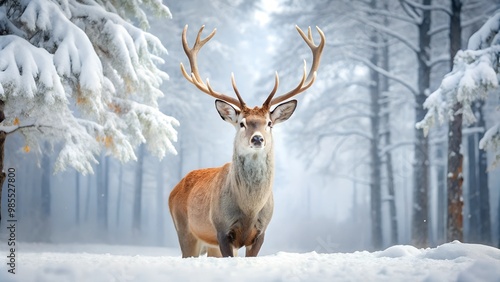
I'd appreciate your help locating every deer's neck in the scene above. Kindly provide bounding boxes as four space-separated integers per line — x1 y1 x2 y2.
229 147 274 213
233 151 274 187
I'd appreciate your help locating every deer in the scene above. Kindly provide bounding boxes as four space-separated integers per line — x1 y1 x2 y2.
169 24 325 258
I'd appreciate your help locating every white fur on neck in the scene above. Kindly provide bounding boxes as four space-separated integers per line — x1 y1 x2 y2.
230 147 274 216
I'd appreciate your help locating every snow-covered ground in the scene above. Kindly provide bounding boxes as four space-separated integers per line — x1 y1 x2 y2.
0 241 499 281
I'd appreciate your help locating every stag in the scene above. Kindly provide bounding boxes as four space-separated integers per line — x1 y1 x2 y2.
169 25 325 257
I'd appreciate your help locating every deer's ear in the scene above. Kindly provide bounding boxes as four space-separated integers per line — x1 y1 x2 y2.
215 100 240 124
271 100 297 125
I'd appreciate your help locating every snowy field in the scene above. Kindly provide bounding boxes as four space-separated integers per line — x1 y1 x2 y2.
0 241 499 281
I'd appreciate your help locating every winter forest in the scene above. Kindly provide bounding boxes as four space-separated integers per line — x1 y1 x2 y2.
1 0 500 267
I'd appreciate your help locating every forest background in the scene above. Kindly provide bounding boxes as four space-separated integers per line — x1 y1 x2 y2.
1 0 499 254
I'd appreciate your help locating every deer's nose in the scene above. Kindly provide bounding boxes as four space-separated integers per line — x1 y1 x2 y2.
251 135 264 147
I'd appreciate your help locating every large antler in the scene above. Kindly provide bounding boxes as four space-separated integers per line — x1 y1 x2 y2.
263 26 325 108
180 25 245 108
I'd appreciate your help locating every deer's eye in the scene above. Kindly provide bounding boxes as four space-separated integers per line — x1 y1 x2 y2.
267 121 272 127
240 122 245 128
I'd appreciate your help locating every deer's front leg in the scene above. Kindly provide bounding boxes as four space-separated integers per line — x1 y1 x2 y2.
217 230 235 257
245 231 265 257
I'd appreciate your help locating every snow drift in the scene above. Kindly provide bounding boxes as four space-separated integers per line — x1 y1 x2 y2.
0 241 499 281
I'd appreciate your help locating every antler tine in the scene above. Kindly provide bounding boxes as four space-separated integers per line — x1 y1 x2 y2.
231 73 246 108
180 25 242 107
262 72 279 109
269 26 325 106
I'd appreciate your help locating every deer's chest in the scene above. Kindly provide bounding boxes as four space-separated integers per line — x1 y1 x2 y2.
228 201 273 248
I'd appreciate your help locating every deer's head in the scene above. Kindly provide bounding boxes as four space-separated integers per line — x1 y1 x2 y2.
180 25 325 155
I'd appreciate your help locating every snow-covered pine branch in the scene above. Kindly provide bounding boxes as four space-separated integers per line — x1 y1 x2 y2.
0 0 178 174
416 11 500 166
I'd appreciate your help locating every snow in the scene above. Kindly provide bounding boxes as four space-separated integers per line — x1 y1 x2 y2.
468 11 500 50
0 0 178 175
417 11 500 165
0 241 499 281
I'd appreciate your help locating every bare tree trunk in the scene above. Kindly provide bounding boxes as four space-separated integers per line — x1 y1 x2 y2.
412 0 432 248
76 171 80 225
475 101 491 243
447 0 463 243
133 144 145 231
467 127 480 242
40 147 51 242
156 161 165 245
466 103 491 244
116 163 123 227
447 103 463 242
436 146 446 244
85 172 92 222
380 2 398 245
368 0 383 248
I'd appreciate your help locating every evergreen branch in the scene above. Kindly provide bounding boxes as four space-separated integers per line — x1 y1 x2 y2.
0 123 60 135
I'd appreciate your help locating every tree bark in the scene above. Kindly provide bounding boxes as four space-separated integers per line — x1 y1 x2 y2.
447 103 463 242
380 2 398 245
467 127 480 242
368 0 383 248
447 0 464 243
436 146 446 244
412 0 432 248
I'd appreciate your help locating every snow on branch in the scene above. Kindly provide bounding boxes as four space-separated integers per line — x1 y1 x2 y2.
416 47 499 135
0 35 65 101
21 0 105 100
111 97 179 159
401 0 451 16
0 0 176 174
468 11 500 50
354 16 420 54
103 0 172 30
354 6 420 25
347 52 419 96
480 124 500 166
417 11 500 166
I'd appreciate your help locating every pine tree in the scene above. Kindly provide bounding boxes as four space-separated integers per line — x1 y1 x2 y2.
417 11 500 241
0 0 178 221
